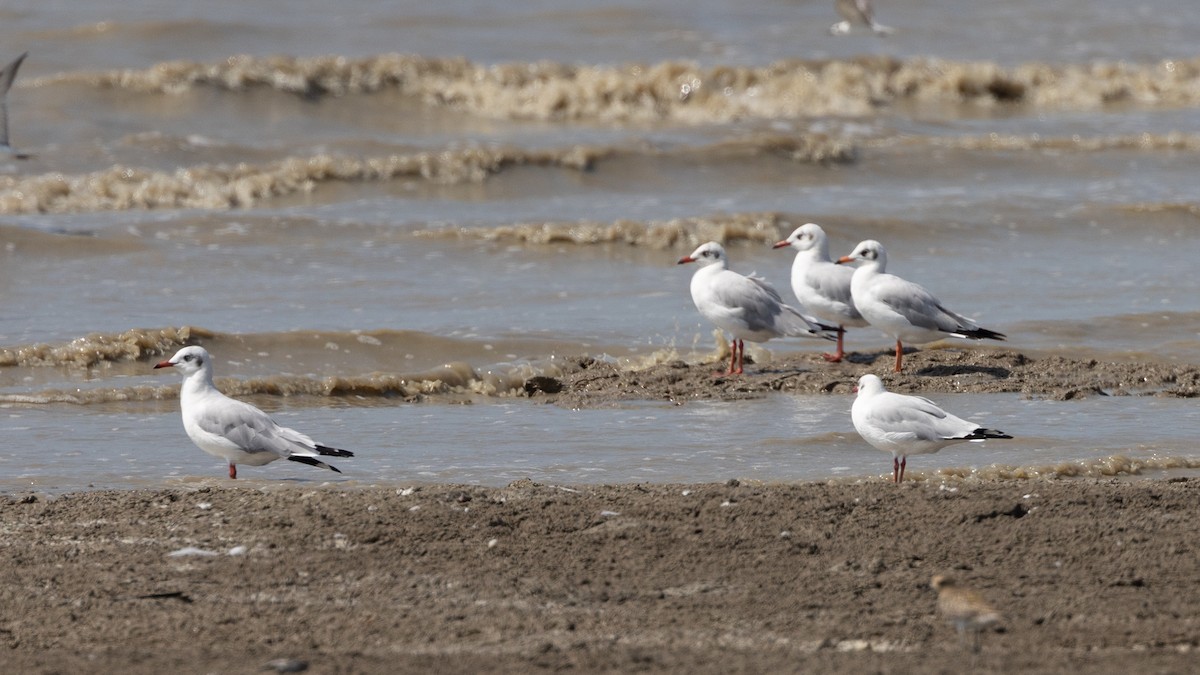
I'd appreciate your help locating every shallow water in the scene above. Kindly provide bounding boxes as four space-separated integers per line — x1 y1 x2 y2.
3 393 1198 494
1 1 1199 491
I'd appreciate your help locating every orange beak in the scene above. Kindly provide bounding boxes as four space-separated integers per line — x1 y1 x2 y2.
153 360 174 369
835 255 855 265
771 240 790 249
676 256 696 265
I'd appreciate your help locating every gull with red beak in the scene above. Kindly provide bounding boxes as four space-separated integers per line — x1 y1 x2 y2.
773 223 867 362
837 239 1004 372
678 241 835 376
155 346 353 479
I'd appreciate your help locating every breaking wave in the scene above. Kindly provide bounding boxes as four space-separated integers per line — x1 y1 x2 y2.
0 133 852 214
41 54 1200 122
0 326 678 406
0 326 204 368
935 454 1200 482
415 211 807 249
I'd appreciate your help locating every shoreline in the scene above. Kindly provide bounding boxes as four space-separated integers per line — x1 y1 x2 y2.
535 346 1200 408
2 478 1196 673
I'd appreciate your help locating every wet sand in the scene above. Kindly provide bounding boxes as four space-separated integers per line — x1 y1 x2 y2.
2 347 1199 673
1 478 1196 674
536 346 1200 408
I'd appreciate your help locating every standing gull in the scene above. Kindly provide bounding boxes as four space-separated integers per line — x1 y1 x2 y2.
837 240 1005 372
0 52 31 160
851 374 1011 483
155 346 353 479
931 574 1003 653
829 0 894 36
773 223 867 362
677 241 834 376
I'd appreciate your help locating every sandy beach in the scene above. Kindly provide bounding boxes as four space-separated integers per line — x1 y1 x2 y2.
2 348 1200 673
2 431 1198 674
3 1 1200 671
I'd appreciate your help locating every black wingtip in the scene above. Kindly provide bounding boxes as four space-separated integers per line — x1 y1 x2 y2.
315 444 354 458
962 327 1006 341
971 428 1013 440
287 455 342 473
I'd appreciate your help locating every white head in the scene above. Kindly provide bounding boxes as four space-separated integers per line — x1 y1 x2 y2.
677 241 728 268
154 345 214 378
773 223 831 259
837 239 887 270
854 373 886 396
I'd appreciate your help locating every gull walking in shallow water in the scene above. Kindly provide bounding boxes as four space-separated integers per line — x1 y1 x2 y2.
931 574 1003 653
829 0 894 36
155 346 353 479
851 374 1011 483
773 223 867 362
0 52 31 159
678 241 835 376
837 240 1005 372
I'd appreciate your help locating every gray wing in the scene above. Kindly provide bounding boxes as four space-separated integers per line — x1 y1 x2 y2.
874 274 975 333
805 265 862 320
0 52 26 148
871 392 965 442
714 270 788 332
836 0 872 23
743 272 833 336
193 397 318 459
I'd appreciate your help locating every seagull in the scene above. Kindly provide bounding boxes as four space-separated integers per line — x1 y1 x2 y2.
677 241 835 376
931 574 1003 653
851 374 1011 483
0 51 31 160
837 240 1005 372
773 223 867 362
155 346 353 479
830 0 894 36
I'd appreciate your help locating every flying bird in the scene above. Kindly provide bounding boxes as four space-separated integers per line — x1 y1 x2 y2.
773 223 867 362
155 346 353 479
678 241 834 375
851 374 1011 482
837 240 1005 372
830 0 894 36
0 51 31 160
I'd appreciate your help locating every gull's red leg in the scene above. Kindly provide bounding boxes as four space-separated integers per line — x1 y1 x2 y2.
823 326 846 363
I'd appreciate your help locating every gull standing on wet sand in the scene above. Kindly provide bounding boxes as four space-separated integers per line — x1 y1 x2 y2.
155 346 354 479
678 241 835 376
829 0 894 36
0 51 31 159
931 574 1003 653
773 223 867 363
837 240 1005 372
851 374 1011 483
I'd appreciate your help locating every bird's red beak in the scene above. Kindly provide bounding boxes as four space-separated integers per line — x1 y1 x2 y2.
153 360 174 369
771 240 790 249
676 256 696 265
835 255 855 265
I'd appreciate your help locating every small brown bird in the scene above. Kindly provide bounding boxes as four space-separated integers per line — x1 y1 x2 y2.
930 574 1002 653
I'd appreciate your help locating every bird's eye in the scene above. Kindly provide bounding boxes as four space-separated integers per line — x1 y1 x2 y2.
183 355 193 362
